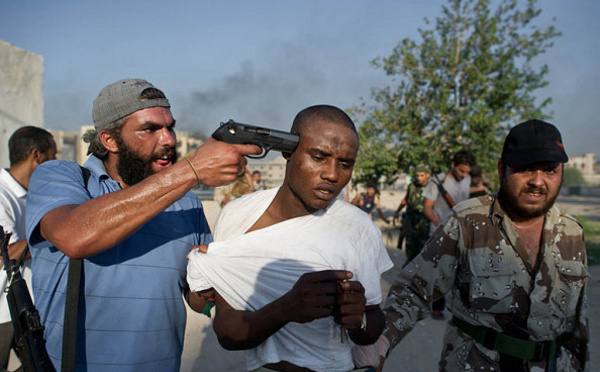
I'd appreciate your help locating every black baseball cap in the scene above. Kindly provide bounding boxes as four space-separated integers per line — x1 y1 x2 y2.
501 119 568 167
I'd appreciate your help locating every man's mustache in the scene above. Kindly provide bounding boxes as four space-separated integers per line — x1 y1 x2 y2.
523 186 547 195
154 147 176 159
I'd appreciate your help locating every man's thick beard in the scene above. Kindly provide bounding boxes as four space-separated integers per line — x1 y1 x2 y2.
497 177 560 219
115 138 177 186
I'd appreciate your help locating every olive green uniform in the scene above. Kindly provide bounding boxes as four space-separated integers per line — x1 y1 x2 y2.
401 181 430 262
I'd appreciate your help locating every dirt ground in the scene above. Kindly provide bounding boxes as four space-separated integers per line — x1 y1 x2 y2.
180 192 600 372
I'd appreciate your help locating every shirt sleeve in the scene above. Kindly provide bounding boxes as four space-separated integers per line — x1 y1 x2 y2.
422 178 439 202
26 161 90 245
382 214 460 349
0 195 14 230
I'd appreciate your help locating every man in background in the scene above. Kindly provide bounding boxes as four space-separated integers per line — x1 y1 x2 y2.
393 164 430 265
220 167 254 207
422 149 475 319
469 164 489 198
252 170 266 191
352 182 389 224
0 126 56 369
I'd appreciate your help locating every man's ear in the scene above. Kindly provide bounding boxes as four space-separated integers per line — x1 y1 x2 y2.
497 160 504 179
31 148 43 165
100 130 119 153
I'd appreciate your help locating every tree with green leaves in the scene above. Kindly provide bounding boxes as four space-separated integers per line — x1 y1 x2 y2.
563 167 587 187
350 0 560 188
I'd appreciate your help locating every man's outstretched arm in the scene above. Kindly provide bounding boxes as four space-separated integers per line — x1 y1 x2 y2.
37 139 261 259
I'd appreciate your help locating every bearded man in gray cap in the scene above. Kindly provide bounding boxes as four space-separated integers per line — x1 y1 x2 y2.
354 119 588 372
25 78 260 371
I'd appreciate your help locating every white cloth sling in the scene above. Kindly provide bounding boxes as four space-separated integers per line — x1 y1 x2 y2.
187 187 393 372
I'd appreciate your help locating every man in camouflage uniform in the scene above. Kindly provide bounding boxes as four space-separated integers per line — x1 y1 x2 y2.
393 164 431 264
355 119 588 371
219 167 254 207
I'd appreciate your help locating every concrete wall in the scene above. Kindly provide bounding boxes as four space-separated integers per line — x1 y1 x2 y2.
0 40 44 168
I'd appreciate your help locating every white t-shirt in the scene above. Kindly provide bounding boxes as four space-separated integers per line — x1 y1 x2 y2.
188 187 393 372
0 168 33 323
423 171 471 234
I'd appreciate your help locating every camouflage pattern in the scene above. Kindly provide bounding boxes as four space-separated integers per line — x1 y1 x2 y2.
383 194 589 371
402 182 430 262
220 173 253 207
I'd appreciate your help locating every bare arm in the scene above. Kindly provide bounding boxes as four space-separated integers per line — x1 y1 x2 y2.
393 199 407 225
212 270 353 350
39 139 261 259
6 240 30 262
395 197 407 214
422 197 439 227
186 288 216 313
351 193 362 207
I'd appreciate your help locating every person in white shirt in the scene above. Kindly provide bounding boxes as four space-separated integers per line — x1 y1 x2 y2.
0 126 56 369
422 149 476 319
252 170 266 191
188 105 393 372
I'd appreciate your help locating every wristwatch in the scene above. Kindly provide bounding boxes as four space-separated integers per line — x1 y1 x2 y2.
360 312 367 331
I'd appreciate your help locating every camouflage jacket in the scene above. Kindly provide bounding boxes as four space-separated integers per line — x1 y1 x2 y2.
383 195 589 371
405 181 426 215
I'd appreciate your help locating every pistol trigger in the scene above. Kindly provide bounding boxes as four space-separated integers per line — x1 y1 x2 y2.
246 148 269 159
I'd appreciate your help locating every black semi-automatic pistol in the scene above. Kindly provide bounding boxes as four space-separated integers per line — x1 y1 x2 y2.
212 119 299 159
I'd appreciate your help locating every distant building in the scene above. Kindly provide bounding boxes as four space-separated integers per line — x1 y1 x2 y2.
0 40 44 168
50 126 91 164
247 156 287 188
50 127 206 165
176 131 205 158
566 153 596 175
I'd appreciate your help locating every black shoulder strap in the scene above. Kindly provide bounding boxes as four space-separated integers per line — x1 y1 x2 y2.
80 167 91 190
61 166 90 372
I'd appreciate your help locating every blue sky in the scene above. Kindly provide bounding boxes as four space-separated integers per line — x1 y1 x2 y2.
1 0 599 158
